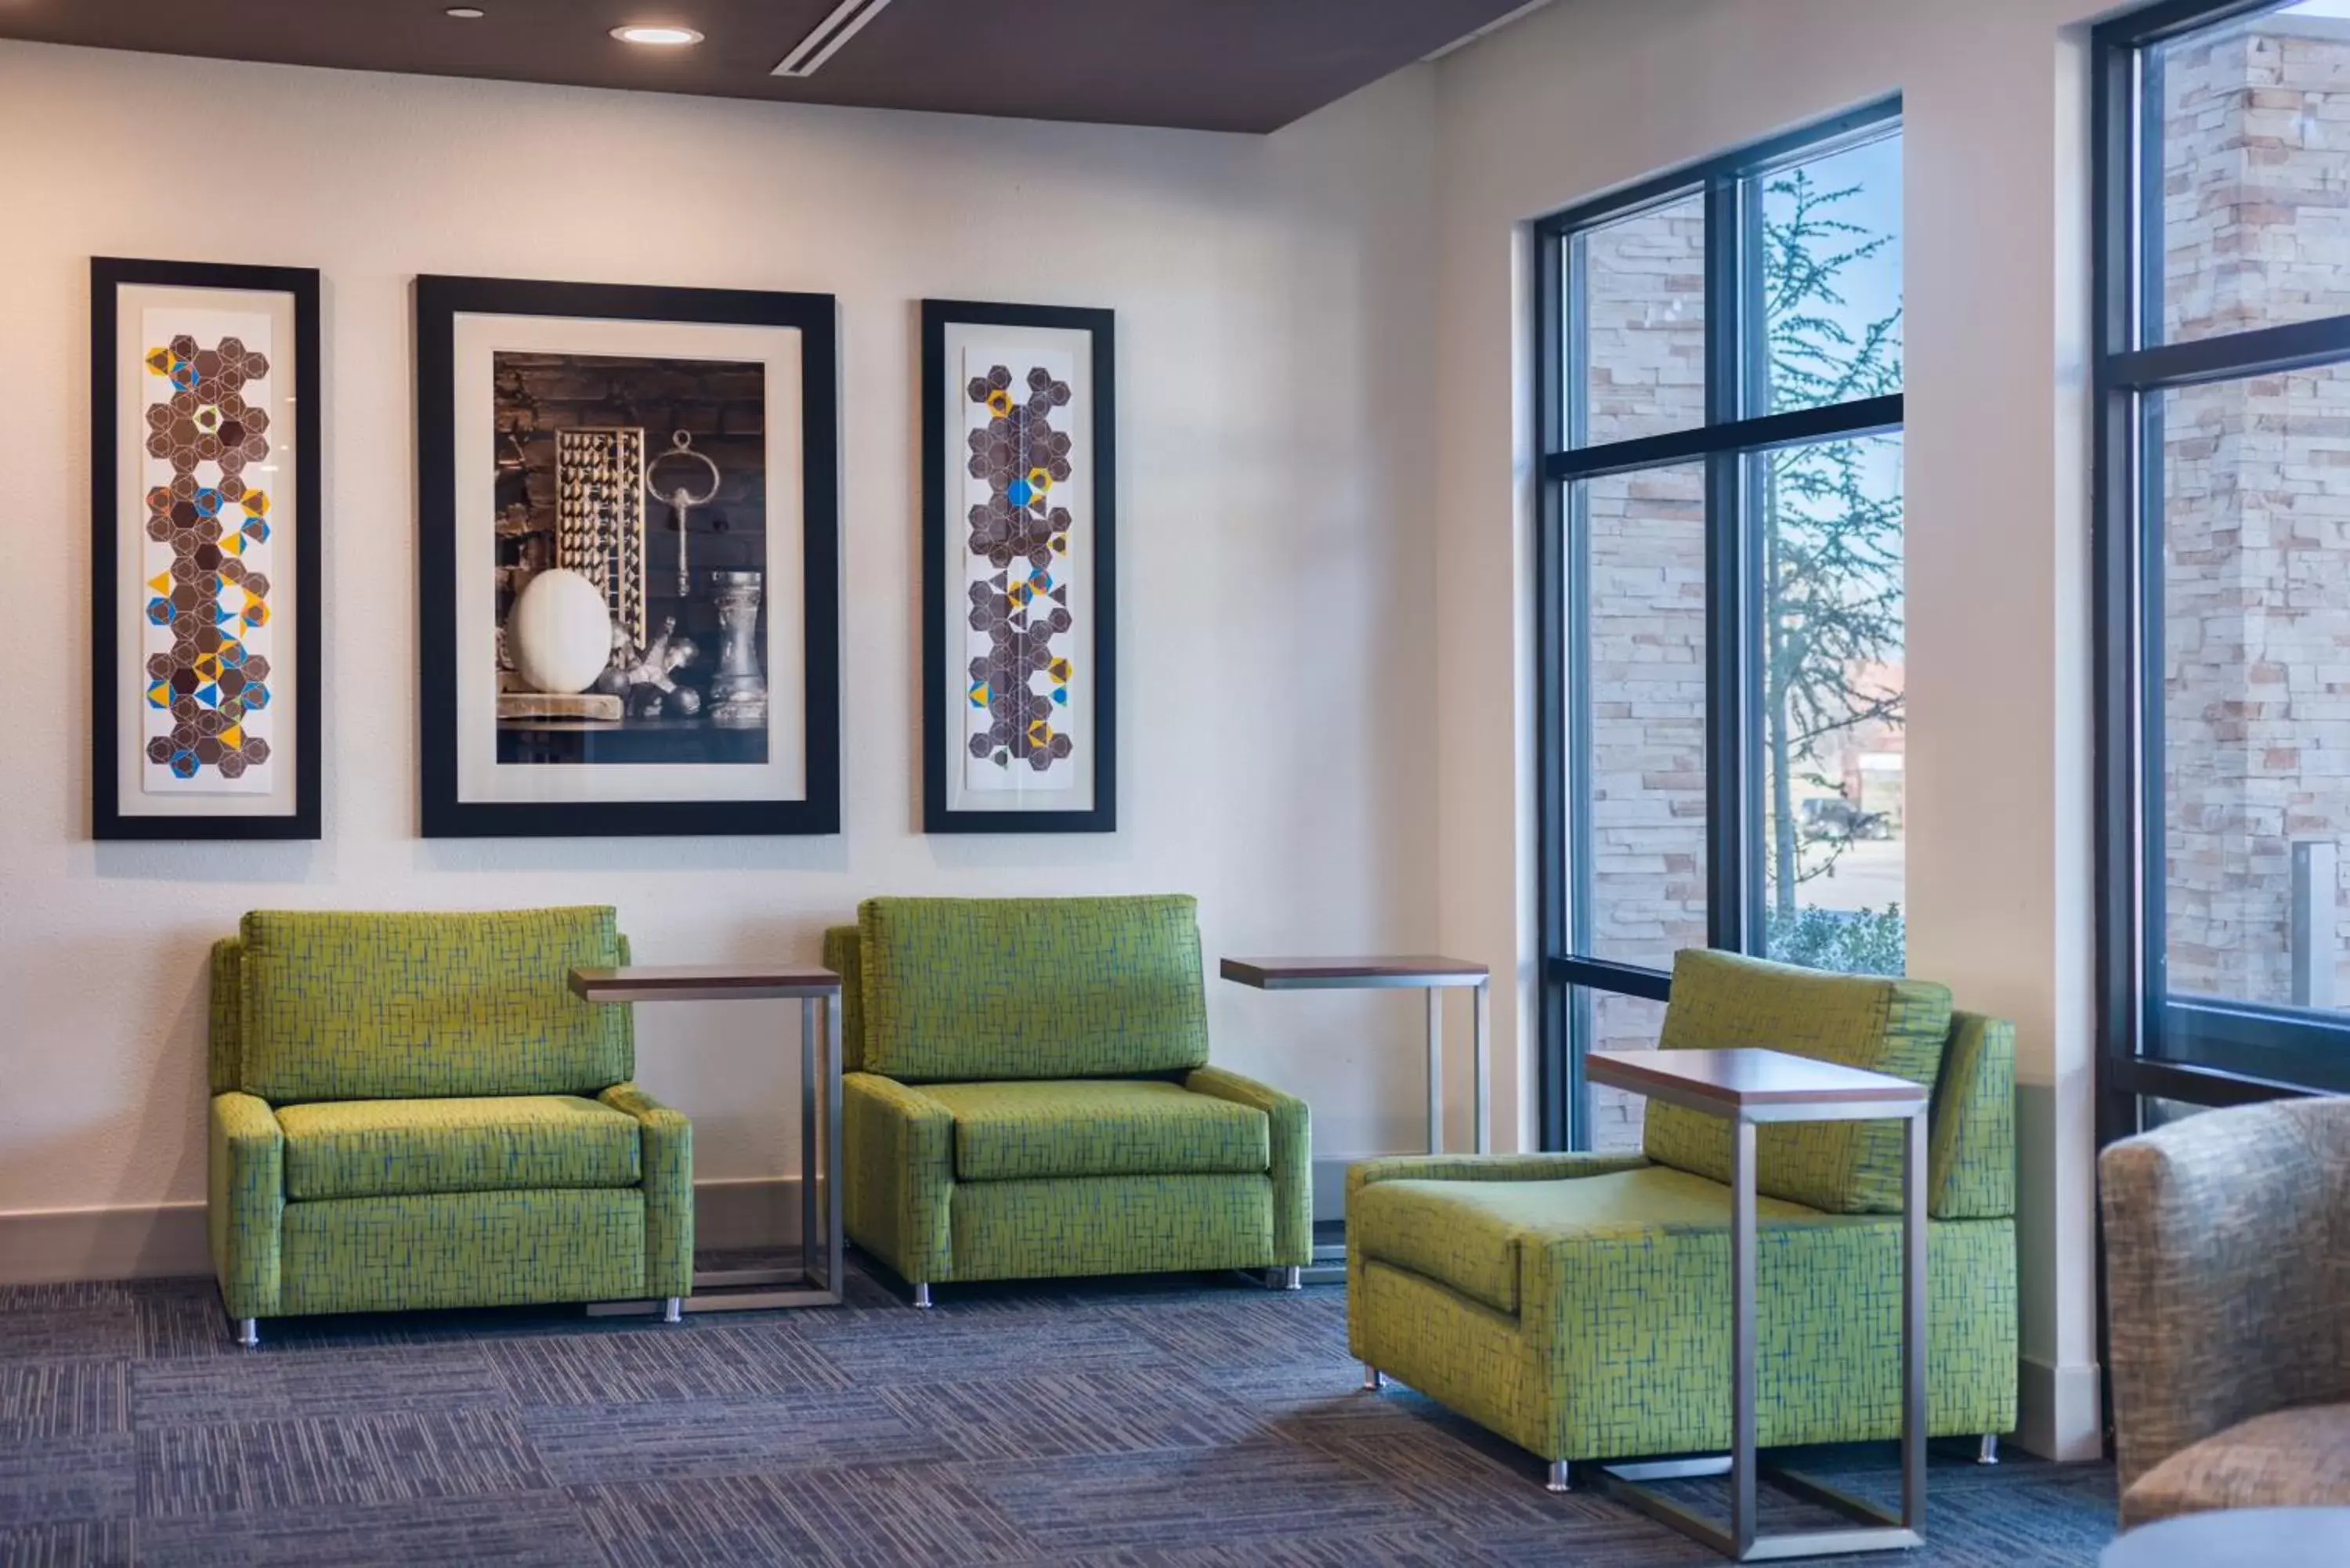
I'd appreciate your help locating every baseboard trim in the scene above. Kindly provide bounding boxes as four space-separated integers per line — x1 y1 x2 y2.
0 1177 808 1287
2016 1353 2105 1461
0 1200 211 1286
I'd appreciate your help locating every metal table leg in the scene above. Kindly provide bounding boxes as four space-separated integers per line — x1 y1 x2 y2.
1473 978 1491 1154
1425 986 1444 1154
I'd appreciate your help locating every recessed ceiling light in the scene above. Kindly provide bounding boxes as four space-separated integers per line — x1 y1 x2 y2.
445 5 486 15
611 23 703 46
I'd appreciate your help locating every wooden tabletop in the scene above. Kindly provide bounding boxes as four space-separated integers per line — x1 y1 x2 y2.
569 964 841 1003
1220 956 1490 990
1586 1048 1927 1112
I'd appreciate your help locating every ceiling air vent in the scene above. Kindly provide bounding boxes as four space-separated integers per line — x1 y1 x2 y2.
772 0 895 78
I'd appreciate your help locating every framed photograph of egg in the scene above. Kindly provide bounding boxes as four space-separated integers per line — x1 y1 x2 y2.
92 258 322 840
920 300 1117 834
414 276 840 837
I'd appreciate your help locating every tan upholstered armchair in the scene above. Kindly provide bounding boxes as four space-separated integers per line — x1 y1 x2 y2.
2099 1097 2350 1526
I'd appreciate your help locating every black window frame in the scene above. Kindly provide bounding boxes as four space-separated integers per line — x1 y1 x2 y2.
2092 0 2337 1140
1535 97 1906 1150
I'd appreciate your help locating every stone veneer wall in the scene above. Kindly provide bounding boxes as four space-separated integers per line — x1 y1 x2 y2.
1579 198 1708 1147
2160 10 2350 1007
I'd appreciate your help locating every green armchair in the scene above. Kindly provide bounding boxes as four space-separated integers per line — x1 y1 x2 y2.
207 905 692 1344
827 894 1311 1302
1347 948 2017 1485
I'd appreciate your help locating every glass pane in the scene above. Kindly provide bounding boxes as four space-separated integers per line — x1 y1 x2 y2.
1573 193 1706 446
2160 367 2350 1011
2157 3 2350 344
1573 462 1708 967
1755 433 1907 974
1579 989 1665 1154
1758 131 1903 414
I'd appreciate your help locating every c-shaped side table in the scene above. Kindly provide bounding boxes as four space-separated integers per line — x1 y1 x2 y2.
1218 956 1493 1155
1583 1047 1929 1562
569 963 844 1315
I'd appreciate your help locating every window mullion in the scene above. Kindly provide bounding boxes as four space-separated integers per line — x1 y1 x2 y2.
1704 173 1751 958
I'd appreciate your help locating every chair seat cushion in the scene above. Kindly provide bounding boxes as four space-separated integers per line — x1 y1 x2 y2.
920 1079 1270 1181
2124 1405 2350 1526
277 1095 641 1200
1350 1165 1828 1316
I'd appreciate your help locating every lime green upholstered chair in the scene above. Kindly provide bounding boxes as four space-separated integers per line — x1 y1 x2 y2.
828 894 1311 1303
207 906 692 1345
1347 948 2017 1487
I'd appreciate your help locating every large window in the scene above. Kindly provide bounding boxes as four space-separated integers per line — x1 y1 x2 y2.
2095 0 2350 1121
1536 103 1907 1150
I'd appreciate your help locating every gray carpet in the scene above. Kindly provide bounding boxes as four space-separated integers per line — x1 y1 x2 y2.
0 1258 2117 1566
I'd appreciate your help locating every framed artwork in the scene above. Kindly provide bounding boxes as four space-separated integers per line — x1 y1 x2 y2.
921 300 1117 833
91 258 322 841
415 276 840 837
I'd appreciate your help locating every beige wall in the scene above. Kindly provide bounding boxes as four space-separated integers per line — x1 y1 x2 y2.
0 44 1444 1256
1427 0 2108 1459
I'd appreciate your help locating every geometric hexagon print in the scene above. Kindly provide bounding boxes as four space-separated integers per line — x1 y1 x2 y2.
960 348 1078 793
138 313 275 794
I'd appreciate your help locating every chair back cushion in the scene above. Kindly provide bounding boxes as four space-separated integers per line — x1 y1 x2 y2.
823 923 867 1072
229 907 631 1102
1929 1011 2016 1219
857 895 1210 1082
1643 948 1953 1214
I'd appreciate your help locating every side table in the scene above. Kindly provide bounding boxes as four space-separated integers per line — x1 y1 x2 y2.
569 964 844 1314
1584 1047 1929 1561
2102 1508 2350 1568
1220 956 1491 1285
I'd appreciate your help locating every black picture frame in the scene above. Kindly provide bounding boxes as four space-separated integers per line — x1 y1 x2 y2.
415 275 841 839
91 257 323 841
921 299 1117 834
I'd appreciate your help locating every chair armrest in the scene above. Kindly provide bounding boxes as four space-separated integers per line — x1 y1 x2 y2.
1188 1066 1312 1266
2100 1100 2350 1495
1346 1151 1650 1206
600 1082 694 1299
844 1073 956 1285
208 1093 284 1320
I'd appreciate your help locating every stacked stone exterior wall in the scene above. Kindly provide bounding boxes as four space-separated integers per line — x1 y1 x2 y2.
2160 13 2350 1007
1580 200 1708 1148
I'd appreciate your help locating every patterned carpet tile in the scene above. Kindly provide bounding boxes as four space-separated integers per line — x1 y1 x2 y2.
877 1366 1269 1463
136 1407 551 1518
0 1519 136 1568
0 1259 2119 1567
576 1465 1040 1568
128 1342 508 1427
0 1305 141 1366
132 1492 594 1568
972 1436 1432 1553
520 1389 956 1486
0 1434 136 1527
0 1360 131 1443
1005 1527 1524 1568
1108 1292 1357 1370
768 1305 1164 1385
489 1322 848 1407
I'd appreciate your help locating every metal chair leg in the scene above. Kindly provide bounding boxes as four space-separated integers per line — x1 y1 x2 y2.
1267 1266 1302 1292
661 1296 682 1324
1977 1433 2000 1465
1361 1363 1387 1392
912 1282 933 1310
1546 1458 1571 1494
235 1317 259 1349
